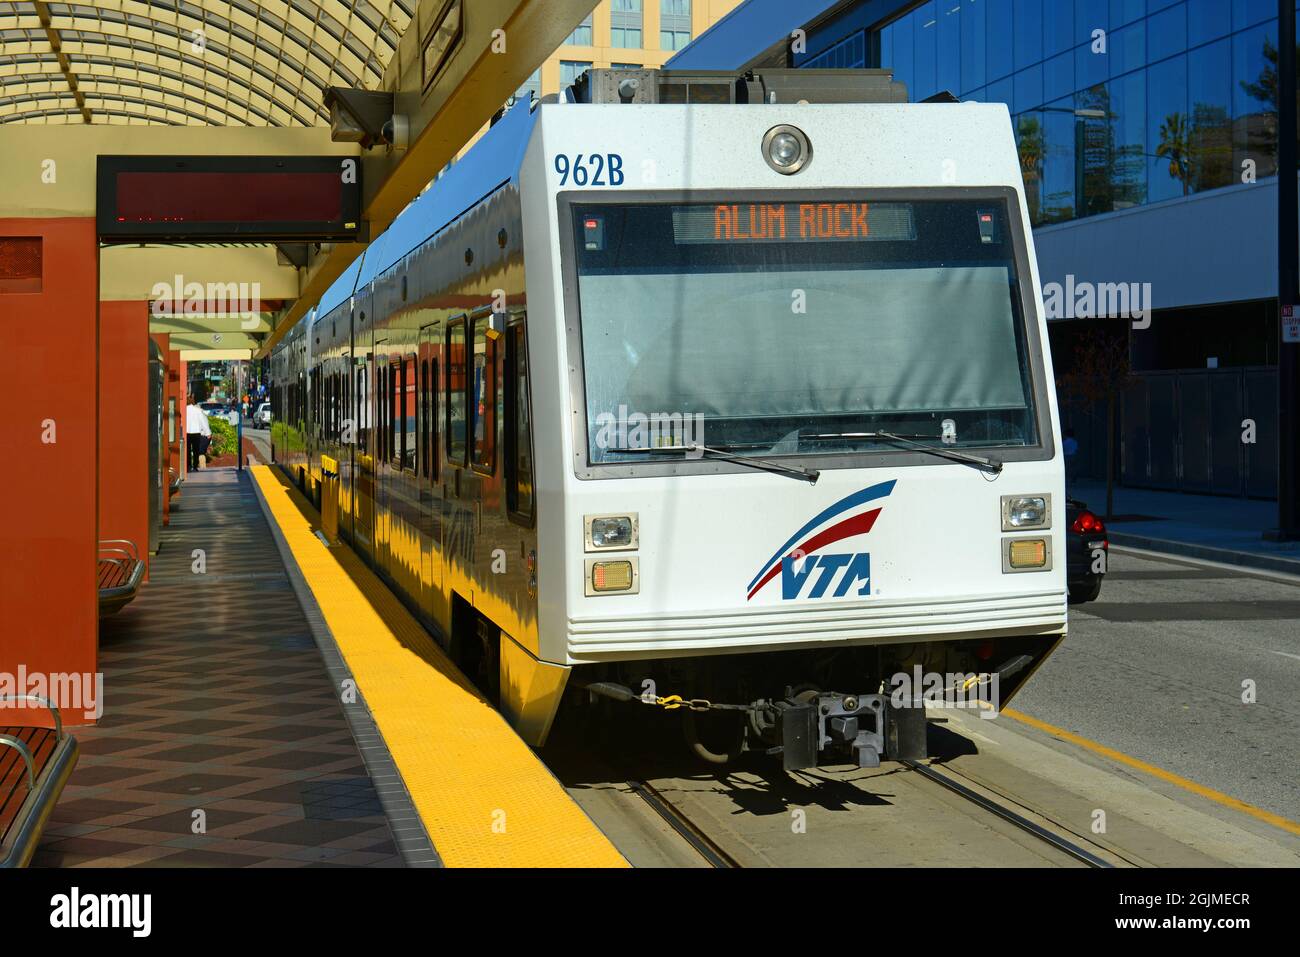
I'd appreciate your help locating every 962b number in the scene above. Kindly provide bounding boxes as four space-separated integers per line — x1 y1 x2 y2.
555 153 624 187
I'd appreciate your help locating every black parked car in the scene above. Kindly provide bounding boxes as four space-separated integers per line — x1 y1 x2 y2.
1065 498 1107 603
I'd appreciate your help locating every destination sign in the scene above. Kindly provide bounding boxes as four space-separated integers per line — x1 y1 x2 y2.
671 202 916 245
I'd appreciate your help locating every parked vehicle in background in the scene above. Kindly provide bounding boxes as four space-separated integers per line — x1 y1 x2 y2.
201 401 240 426
1066 499 1107 603
253 402 272 428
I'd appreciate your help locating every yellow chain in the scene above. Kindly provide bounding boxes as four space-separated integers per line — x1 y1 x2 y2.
654 694 712 712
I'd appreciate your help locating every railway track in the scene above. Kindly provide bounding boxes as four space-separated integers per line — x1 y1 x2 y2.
552 713 1130 868
627 780 741 869
603 762 1129 869
901 760 1119 868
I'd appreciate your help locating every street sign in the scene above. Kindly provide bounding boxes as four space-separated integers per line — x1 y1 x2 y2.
1285 304 1300 344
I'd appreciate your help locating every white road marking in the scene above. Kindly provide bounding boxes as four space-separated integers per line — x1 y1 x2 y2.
1270 651 1300 663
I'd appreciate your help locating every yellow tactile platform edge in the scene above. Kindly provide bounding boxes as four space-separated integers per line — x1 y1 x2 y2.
251 466 627 868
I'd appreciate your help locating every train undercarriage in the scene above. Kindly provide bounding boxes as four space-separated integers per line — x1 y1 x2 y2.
561 635 1060 771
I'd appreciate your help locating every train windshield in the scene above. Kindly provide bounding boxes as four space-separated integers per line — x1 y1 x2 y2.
570 198 1041 465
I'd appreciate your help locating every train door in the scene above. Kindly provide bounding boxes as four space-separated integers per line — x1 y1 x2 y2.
338 344 355 544
353 339 376 563
441 316 469 628
374 348 391 573
418 323 444 625
465 309 499 615
388 348 421 596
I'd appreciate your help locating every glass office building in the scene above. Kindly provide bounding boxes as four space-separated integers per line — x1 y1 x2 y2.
803 0 1294 228
682 0 1294 497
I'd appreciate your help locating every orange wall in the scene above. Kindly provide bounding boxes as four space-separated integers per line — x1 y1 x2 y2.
100 301 150 579
0 218 99 725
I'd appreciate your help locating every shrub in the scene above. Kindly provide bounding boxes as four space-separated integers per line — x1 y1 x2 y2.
271 421 306 452
208 416 237 458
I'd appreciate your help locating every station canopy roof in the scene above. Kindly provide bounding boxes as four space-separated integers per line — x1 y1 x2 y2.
0 1 413 126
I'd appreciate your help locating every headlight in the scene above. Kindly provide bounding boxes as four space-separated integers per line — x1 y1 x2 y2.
1001 494 1051 531
585 513 638 551
762 125 811 174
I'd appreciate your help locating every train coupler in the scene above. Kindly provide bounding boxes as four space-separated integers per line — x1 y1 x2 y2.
776 693 927 771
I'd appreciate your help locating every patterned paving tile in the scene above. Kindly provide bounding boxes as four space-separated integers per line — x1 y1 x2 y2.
34 469 401 868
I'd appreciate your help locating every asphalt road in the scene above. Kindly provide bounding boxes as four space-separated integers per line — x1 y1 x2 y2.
1012 547 1300 823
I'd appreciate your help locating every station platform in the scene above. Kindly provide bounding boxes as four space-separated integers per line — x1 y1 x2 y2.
32 469 414 867
248 466 626 868
33 465 624 868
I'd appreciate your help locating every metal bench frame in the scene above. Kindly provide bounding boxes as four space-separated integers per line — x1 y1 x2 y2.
169 466 182 495
0 695 79 868
98 538 145 616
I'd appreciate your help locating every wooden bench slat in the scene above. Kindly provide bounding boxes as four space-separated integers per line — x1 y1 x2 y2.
97 543 144 615
0 728 56 843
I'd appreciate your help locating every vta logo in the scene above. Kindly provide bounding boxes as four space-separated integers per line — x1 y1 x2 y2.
782 551 872 600
747 480 895 602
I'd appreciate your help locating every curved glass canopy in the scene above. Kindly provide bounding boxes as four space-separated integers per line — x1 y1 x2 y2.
0 1 413 125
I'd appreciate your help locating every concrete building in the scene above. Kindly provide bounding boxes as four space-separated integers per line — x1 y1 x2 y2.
454 1 743 159
522 0 745 97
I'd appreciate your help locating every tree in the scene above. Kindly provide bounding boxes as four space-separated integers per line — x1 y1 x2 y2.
1239 36 1295 111
1239 36 1299 171
1016 114 1044 223
1056 321 1131 520
1156 112 1194 196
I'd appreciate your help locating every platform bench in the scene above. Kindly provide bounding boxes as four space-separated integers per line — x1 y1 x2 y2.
98 538 145 616
0 695 79 868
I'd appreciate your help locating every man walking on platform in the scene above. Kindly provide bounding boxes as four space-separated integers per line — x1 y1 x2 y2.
185 394 211 471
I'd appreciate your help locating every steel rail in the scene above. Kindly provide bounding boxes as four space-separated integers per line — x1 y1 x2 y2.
904 760 1115 868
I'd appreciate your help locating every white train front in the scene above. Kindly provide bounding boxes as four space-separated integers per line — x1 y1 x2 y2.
272 69 1068 771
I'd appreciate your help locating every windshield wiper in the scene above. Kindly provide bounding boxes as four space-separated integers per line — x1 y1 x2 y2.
615 444 819 484
800 431 1003 474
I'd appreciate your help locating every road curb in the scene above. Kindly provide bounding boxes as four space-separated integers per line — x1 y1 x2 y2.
1108 531 1300 577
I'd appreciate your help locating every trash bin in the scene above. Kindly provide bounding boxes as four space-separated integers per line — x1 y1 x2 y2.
320 454 339 544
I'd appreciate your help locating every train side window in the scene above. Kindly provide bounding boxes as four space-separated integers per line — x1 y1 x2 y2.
356 364 368 452
341 368 349 443
384 361 393 462
381 364 387 460
375 361 386 461
505 318 535 524
391 358 403 468
470 315 497 474
446 319 467 466
420 356 437 480
402 354 417 473
327 372 335 441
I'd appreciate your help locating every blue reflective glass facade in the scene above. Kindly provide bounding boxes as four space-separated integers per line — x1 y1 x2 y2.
856 0 1298 225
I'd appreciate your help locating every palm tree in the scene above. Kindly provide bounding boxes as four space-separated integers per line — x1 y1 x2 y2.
1156 112 1193 196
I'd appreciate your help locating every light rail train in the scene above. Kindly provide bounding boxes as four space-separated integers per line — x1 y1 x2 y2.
271 68 1067 769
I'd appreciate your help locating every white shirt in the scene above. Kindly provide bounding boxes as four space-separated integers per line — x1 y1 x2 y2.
186 404 211 436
